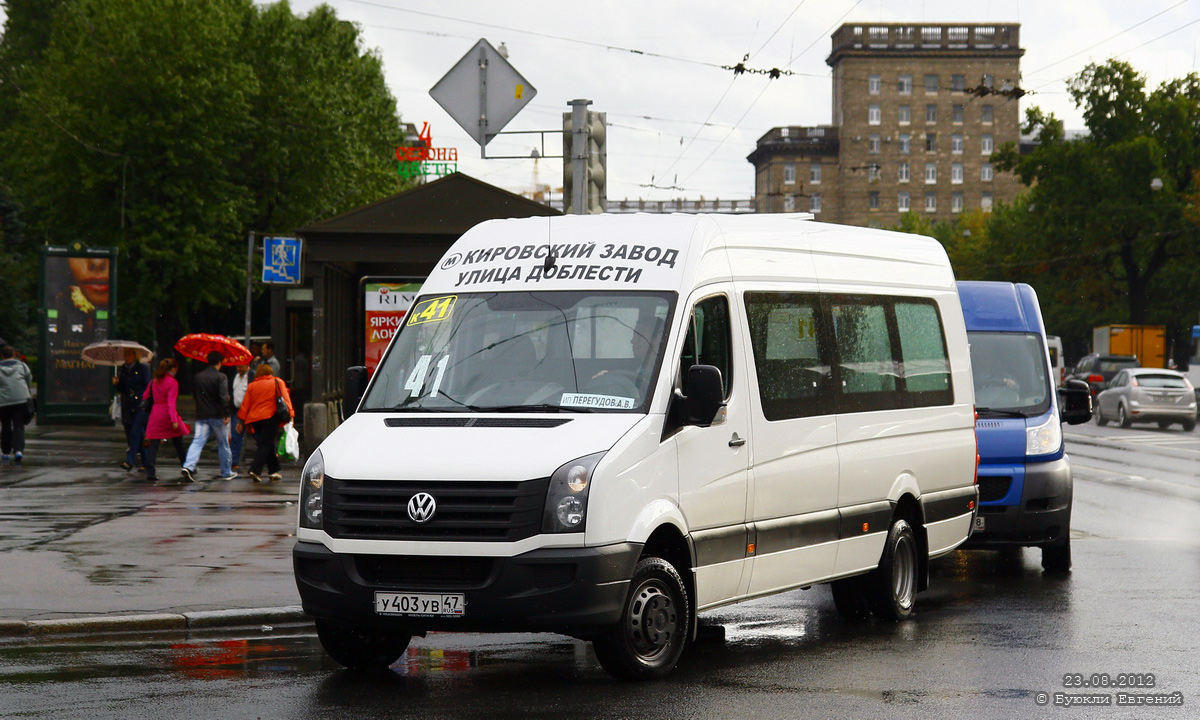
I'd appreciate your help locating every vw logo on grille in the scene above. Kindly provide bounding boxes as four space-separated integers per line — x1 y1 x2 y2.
407 492 437 523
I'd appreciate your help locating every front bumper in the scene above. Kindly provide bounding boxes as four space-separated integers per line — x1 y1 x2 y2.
293 540 642 636
965 457 1072 549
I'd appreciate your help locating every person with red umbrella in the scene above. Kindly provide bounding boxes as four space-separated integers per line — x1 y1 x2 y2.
180 351 235 483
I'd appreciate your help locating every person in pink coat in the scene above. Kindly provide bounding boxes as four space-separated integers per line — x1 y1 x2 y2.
143 358 190 482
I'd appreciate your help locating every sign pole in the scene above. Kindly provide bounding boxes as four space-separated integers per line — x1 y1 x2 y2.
478 44 488 159
244 231 254 347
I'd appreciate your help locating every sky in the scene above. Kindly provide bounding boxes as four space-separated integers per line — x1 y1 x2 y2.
3 0 1199 202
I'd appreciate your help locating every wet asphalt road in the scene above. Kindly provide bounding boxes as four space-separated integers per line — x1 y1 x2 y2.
1 423 1198 719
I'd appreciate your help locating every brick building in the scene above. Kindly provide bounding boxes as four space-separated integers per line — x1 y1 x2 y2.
749 23 1025 226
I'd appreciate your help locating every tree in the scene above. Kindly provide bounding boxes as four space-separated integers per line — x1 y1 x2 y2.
0 0 70 351
0 0 408 349
891 210 990 279
990 60 1200 358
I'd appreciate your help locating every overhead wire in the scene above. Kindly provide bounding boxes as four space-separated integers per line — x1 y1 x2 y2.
341 0 732 72
1031 15 1200 92
680 0 864 185
1024 0 1192 77
652 0 825 195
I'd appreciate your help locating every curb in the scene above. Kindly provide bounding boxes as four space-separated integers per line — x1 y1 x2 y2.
0 606 310 640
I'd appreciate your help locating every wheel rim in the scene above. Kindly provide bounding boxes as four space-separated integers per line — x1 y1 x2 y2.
1118 407 1127 424
892 534 916 611
627 579 679 661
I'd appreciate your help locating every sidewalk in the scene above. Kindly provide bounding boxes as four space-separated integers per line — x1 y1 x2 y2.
0 405 310 639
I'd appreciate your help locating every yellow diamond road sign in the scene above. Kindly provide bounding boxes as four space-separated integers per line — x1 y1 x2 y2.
430 39 538 147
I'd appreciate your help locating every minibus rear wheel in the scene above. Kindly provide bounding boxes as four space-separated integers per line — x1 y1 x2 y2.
867 518 918 621
592 556 690 680
315 618 412 671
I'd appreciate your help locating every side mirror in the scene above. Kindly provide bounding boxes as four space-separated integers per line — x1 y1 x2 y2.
343 366 368 419
684 365 725 426
1059 378 1092 425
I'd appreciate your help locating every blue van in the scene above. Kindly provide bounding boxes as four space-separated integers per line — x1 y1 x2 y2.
958 282 1091 571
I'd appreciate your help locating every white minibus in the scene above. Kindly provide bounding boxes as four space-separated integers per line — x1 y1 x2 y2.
294 213 979 679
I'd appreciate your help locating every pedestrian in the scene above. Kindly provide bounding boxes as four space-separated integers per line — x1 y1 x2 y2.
236 363 293 482
181 351 235 483
113 347 151 471
229 363 251 472
0 345 33 465
143 358 190 483
251 340 281 377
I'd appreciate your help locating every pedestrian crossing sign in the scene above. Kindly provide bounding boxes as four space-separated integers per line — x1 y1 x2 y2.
262 236 302 284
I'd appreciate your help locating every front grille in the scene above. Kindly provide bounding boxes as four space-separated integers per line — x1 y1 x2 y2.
323 476 550 541
355 555 495 589
978 476 1012 503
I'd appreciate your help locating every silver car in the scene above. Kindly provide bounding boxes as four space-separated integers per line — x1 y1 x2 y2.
1095 368 1197 430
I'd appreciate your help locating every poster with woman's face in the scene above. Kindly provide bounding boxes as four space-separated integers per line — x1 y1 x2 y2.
43 253 112 404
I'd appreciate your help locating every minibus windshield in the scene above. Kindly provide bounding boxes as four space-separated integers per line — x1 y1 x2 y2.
968 331 1052 417
362 291 675 413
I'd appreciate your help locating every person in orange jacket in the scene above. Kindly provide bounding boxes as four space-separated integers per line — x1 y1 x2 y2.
235 364 294 482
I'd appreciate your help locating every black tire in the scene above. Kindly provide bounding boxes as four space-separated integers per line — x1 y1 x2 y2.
315 618 411 671
592 556 690 681
1041 537 1072 573
1158 421 1171 430
866 518 919 621
1117 405 1132 429
1095 407 1107 427
830 576 871 621
1183 419 1196 432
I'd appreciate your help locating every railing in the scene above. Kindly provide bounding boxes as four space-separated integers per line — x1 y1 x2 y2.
831 23 1018 53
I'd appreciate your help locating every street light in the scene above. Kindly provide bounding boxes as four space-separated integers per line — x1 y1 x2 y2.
1150 177 1164 192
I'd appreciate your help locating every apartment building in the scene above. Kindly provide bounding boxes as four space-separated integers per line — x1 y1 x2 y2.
749 23 1025 225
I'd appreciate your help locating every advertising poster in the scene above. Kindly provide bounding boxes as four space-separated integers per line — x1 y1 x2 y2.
365 281 422 374
40 248 115 420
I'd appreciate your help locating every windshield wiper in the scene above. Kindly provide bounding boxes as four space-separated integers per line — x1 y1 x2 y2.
976 407 1028 418
388 404 474 412
472 403 597 413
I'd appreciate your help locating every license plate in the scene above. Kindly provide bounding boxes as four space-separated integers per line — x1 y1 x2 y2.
973 516 986 532
375 592 465 617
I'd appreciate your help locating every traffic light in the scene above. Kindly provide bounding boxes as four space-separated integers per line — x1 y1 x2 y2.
562 108 607 214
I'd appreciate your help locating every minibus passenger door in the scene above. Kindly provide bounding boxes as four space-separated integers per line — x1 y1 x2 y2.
673 291 751 608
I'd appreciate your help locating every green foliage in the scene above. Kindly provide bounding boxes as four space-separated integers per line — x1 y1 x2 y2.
0 0 407 346
982 60 1200 360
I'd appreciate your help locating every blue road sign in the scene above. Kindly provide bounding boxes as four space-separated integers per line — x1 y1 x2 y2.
262 236 302 284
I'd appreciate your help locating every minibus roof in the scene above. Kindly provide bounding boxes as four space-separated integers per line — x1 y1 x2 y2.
958 281 1045 335
420 213 956 296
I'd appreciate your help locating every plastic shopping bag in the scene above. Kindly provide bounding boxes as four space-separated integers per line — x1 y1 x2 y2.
277 421 299 462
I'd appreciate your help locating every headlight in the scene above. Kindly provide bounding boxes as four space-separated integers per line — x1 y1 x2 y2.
1026 414 1062 456
542 452 605 534
299 449 324 529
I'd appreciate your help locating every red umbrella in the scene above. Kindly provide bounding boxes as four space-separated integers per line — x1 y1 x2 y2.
174 333 254 366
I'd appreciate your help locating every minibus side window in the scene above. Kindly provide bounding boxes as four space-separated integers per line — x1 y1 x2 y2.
895 300 954 406
744 292 834 420
679 295 732 400
830 297 903 413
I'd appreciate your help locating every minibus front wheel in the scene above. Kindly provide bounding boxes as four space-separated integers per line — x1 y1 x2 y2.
592 556 690 680
315 618 412 671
